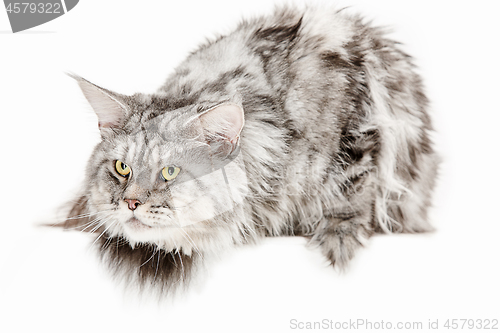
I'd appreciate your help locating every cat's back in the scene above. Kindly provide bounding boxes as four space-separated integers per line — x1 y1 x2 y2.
157 5 437 234
159 5 423 127
158 6 365 99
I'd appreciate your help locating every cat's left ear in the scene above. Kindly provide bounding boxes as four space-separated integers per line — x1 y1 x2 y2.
68 74 128 136
199 103 245 153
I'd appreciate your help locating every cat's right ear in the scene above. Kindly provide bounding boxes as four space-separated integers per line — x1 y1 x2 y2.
68 73 128 137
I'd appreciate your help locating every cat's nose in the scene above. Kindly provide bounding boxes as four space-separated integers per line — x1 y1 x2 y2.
124 199 142 211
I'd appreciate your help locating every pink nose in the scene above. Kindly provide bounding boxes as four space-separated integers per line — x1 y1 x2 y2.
124 199 141 211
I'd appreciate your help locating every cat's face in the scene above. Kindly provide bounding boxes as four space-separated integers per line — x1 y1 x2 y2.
73 76 248 254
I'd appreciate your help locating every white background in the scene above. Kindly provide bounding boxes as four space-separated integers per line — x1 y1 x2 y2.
1 0 499 332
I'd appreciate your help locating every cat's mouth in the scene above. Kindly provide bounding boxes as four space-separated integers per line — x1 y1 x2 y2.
125 217 153 230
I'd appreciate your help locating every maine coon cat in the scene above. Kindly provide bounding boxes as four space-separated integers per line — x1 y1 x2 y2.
60 5 439 293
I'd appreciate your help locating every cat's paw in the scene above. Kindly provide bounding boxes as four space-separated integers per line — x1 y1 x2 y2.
310 220 371 268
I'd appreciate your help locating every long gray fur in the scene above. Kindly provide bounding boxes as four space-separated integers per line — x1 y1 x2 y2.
62 5 439 294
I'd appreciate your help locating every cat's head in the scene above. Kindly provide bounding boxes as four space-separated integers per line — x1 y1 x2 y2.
67 75 249 254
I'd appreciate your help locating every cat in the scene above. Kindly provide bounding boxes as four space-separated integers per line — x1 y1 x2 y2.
60 5 439 294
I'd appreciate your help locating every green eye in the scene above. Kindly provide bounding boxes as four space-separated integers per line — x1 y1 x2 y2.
161 166 180 181
115 160 131 177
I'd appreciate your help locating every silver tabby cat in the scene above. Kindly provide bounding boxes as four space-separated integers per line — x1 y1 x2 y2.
62 6 439 293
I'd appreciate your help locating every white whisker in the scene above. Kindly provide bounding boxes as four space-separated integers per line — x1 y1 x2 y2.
92 218 116 247
140 246 159 268
154 245 161 281
178 228 203 258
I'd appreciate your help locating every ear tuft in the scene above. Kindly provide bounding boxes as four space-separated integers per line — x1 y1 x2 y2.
68 73 128 132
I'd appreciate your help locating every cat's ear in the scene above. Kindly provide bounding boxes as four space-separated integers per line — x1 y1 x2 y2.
199 103 245 154
69 74 128 135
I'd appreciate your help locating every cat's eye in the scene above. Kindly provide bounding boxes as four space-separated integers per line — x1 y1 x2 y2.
115 160 131 177
161 166 180 181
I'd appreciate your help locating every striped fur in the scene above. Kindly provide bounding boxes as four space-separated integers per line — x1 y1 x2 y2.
63 5 439 293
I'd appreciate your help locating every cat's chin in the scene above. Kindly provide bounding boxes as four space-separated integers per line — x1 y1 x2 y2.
120 220 161 244
125 217 153 231
120 218 176 244
118 224 196 255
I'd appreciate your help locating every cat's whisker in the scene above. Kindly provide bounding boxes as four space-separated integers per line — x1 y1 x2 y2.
178 228 202 258
92 218 116 247
153 245 161 282
139 246 159 268
65 212 99 220
76 216 104 232
101 235 113 249
170 251 177 265
178 251 185 280
63 220 97 231
63 209 115 232
88 215 111 234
